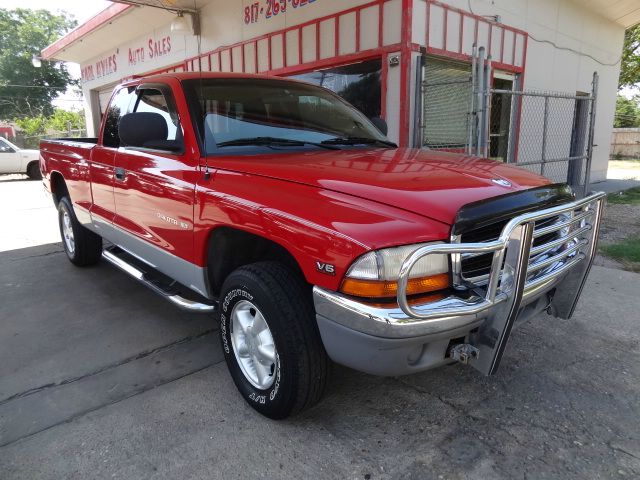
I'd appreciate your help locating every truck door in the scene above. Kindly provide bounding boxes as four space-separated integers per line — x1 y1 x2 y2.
90 86 136 224
112 84 196 267
0 138 20 173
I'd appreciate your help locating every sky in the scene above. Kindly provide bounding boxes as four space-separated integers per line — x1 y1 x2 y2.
620 86 639 99
0 0 112 110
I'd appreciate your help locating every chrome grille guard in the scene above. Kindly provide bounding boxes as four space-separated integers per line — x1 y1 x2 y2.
397 192 606 321
397 191 605 375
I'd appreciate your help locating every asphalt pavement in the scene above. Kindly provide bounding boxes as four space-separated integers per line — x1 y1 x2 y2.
1 175 639 479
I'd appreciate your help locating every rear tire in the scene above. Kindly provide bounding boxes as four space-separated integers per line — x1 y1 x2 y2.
26 162 42 180
218 261 329 419
58 196 102 266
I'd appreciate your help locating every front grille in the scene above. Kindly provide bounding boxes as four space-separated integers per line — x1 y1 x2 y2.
460 216 561 280
455 206 595 288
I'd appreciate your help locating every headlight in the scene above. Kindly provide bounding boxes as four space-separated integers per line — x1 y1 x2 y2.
340 243 450 299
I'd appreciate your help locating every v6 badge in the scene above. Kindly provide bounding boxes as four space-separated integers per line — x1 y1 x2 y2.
316 261 336 276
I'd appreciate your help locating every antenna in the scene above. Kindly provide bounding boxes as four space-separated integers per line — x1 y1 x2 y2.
194 0 210 180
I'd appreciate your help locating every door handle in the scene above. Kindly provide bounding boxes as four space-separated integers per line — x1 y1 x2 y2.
114 167 126 181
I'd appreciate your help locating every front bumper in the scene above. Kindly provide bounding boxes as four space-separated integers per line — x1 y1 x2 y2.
314 192 605 376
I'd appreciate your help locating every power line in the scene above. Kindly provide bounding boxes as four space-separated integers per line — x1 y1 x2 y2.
0 96 84 102
0 84 80 91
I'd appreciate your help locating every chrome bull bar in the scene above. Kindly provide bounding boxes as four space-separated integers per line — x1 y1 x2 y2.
397 191 605 374
397 192 605 320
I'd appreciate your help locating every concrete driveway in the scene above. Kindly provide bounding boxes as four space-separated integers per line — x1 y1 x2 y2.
1 176 639 479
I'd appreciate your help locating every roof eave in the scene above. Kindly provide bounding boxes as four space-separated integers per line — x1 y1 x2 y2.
41 3 132 60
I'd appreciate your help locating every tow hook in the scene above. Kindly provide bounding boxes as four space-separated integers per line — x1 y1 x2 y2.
450 344 480 364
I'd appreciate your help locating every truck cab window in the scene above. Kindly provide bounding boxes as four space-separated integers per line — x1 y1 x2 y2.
103 87 135 148
134 89 181 144
184 78 388 155
0 138 15 153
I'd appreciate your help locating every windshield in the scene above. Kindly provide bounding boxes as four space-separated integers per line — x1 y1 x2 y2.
0 137 17 151
183 78 391 155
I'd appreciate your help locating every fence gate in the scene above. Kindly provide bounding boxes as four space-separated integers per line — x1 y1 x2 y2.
418 48 599 198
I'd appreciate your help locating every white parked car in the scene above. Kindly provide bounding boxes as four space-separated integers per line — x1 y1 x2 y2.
0 137 41 179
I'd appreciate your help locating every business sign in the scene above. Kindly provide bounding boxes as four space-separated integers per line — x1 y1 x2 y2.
128 35 174 67
238 0 372 39
243 0 318 25
80 28 185 88
81 50 119 82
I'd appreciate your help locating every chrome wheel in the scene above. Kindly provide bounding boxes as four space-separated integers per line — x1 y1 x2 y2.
62 210 75 254
230 300 278 390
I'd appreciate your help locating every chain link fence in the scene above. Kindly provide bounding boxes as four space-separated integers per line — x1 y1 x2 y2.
418 52 598 197
490 89 594 191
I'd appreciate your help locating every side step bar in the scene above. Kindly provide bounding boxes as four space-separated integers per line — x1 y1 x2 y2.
102 249 216 313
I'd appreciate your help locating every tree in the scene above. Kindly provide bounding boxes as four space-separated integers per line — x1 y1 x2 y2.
14 114 46 138
0 8 77 119
619 25 640 90
14 108 85 148
46 108 85 133
614 95 640 128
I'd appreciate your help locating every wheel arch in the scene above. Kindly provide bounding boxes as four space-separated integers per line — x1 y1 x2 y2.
206 226 305 297
49 171 69 206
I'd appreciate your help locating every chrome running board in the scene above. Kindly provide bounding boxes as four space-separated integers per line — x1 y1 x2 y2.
102 248 216 313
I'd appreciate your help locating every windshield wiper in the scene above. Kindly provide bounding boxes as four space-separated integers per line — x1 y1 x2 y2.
217 136 340 150
320 136 397 148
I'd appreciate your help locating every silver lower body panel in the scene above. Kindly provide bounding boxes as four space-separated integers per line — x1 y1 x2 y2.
77 207 211 300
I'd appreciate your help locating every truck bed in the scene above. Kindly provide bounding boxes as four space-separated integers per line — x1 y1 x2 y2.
40 138 97 160
41 137 98 146
40 139 97 205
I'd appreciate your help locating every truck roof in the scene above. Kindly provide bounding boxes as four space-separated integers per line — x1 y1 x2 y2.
121 71 294 87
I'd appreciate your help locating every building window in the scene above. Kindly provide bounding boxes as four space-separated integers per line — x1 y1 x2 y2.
290 59 382 119
421 57 473 151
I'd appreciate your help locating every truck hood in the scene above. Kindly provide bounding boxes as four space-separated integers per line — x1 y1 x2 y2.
214 148 552 226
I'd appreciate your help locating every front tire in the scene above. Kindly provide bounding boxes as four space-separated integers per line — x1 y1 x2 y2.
219 262 329 419
58 196 102 266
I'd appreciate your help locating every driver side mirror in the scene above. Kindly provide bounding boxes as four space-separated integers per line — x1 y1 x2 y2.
370 116 388 136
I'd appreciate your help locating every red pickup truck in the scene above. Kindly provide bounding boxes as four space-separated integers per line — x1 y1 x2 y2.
40 72 605 419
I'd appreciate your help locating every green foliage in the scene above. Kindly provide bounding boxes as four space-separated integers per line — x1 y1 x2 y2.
607 187 640 205
620 25 640 90
614 95 640 128
14 107 84 147
14 108 84 137
601 239 640 269
46 108 85 132
0 8 77 119
14 114 46 137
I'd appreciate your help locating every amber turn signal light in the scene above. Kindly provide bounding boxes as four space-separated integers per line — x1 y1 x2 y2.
340 273 450 299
